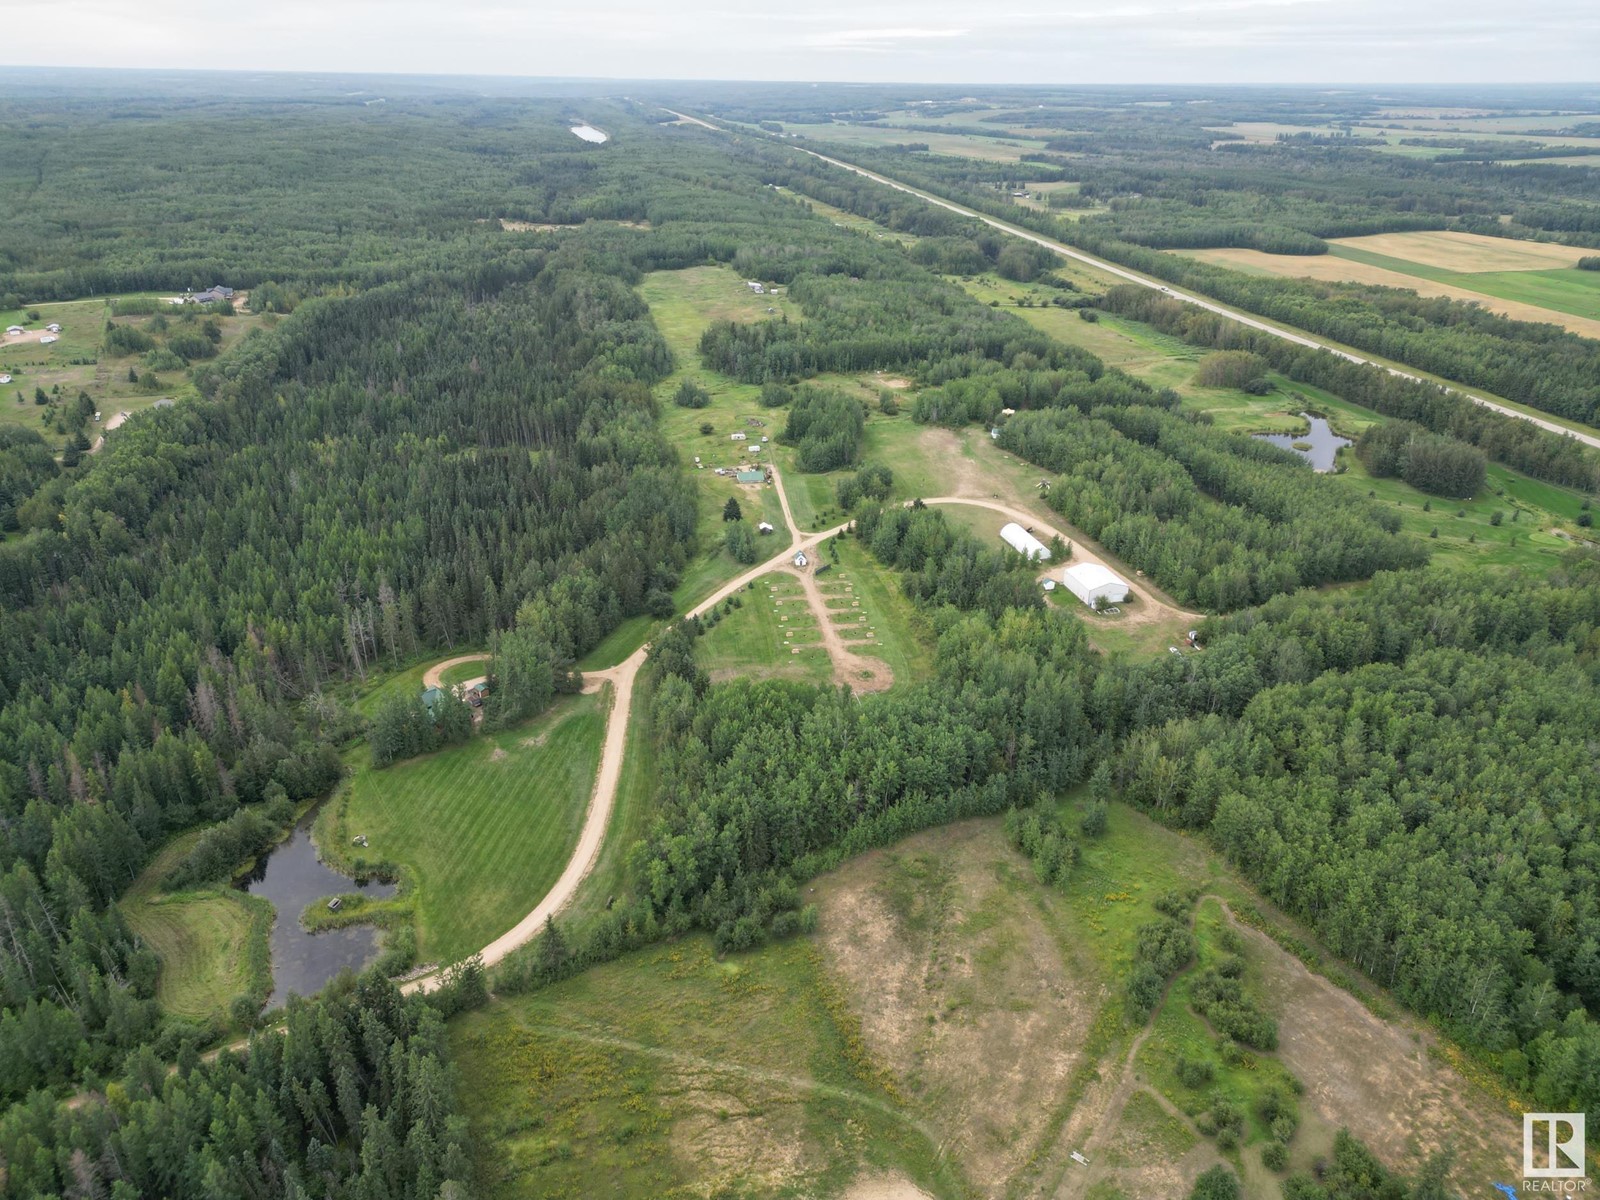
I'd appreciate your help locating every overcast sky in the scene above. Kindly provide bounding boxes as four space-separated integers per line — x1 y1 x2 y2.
5 0 1596 84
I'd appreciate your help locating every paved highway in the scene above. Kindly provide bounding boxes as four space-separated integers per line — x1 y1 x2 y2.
664 110 1600 454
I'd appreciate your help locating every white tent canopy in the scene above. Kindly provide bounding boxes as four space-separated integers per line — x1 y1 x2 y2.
999 522 1051 562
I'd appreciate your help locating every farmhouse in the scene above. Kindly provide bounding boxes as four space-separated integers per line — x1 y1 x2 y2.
420 685 444 718
1062 563 1131 608
1000 522 1051 562
189 285 235 304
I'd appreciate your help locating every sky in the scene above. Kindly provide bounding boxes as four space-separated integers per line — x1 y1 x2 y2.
4 0 1597 85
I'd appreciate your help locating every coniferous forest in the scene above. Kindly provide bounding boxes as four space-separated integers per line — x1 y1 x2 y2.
0 76 1597 1197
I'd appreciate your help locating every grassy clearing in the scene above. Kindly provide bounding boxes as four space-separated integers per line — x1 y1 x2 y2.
450 936 955 1200
458 794 1523 1197
0 294 266 441
698 571 833 685
818 541 936 684
1438 267 1600 321
960 275 1590 573
779 122 1049 162
1135 898 1301 1146
320 694 605 963
344 656 445 718
120 830 271 1026
438 659 488 688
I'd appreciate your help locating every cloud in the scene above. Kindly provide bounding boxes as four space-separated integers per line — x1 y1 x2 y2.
805 26 970 49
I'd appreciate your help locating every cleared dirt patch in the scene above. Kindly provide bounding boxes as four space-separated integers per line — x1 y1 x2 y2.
1221 906 1521 1191
815 822 1095 1195
1180 246 1600 340
783 564 893 693
840 1174 936 1200
1331 230 1587 272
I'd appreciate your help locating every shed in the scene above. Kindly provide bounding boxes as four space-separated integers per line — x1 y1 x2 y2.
465 681 489 707
45 323 61 332
1062 563 1130 608
793 551 808 568
999 522 1051 562
757 521 774 534
5 326 23 335
0 375 10 385
421 685 443 717
730 432 746 441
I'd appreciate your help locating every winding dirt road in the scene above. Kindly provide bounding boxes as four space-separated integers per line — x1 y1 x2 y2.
403 465 846 992
401 467 1199 992
921 496 1197 629
664 110 1600 453
421 653 489 692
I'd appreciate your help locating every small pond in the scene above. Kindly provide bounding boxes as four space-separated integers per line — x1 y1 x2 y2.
570 124 608 144
1254 412 1351 472
240 808 397 1009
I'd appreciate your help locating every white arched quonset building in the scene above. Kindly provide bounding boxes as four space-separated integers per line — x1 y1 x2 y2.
1062 562 1131 608
999 522 1051 562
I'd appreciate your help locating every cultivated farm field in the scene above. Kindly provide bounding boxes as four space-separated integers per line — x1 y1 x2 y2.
1177 234 1600 338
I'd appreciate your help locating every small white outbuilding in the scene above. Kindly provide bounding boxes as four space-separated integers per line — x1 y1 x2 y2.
1062 563 1130 608
999 522 1051 562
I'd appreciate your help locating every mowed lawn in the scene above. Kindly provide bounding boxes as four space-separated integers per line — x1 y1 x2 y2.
698 572 833 685
335 693 606 963
120 830 266 1024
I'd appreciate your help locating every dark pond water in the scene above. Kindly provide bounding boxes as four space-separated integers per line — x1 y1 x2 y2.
240 809 397 1009
1254 412 1352 472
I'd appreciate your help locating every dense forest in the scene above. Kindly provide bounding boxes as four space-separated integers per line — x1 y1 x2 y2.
3 80 1599 1195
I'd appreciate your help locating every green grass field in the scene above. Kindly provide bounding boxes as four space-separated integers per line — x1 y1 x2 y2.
823 540 936 682
1328 245 1600 321
450 935 957 1200
458 791 1519 1197
321 694 606 963
438 658 489 688
699 572 832 684
120 830 271 1026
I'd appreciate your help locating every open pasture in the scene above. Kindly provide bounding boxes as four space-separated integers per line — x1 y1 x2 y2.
119 830 270 1027
697 571 833 685
323 694 605 964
